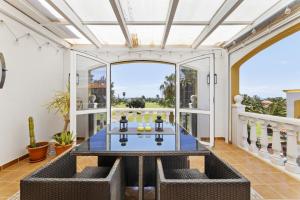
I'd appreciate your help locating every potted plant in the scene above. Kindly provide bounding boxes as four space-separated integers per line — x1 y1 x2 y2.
26 116 49 162
53 131 74 155
47 84 72 155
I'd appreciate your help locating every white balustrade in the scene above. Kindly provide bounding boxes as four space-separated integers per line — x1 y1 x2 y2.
111 108 175 124
232 95 300 175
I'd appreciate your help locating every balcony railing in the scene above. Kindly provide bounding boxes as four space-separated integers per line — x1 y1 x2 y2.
111 108 175 123
232 95 300 175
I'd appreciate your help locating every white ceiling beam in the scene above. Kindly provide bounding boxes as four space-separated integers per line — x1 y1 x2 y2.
45 20 253 26
5 0 70 39
192 0 244 49
0 0 70 48
161 0 179 48
109 0 132 48
224 0 296 48
46 0 102 48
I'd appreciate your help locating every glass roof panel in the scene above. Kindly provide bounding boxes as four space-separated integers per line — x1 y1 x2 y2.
88 25 126 45
65 0 117 21
128 25 164 45
225 0 280 22
120 0 170 21
202 25 246 46
65 25 91 44
174 0 224 21
167 25 204 45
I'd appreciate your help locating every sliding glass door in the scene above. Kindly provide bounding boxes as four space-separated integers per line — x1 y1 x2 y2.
176 55 215 147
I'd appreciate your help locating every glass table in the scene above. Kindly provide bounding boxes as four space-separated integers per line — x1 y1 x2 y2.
72 122 210 199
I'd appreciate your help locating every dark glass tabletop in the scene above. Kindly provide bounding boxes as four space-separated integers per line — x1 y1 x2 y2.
72 122 210 156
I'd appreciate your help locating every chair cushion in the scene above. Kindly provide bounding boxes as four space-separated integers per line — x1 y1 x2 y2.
164 169 208 179
73 167 111 178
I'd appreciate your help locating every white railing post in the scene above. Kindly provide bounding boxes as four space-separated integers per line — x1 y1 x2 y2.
141 112 145 123
149 111 153 123
165 112 170 123
270 122 285 166
239 116 249 149
258 120 270 159
232 95 245 145
249 118 258 153
285 125 300 173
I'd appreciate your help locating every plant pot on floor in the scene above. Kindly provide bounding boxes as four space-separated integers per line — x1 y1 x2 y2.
54 143 73 155
27 142 49 163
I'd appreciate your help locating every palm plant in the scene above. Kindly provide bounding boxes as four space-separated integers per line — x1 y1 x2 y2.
47 84 70 132
159 73 175 107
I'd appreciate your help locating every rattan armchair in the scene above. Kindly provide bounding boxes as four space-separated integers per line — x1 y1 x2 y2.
156 153 250 200
20 152 124 200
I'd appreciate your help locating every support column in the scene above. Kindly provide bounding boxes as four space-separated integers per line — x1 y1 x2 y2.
258 120 270 159
285 125 300 173
232 95 245 145
270 122 285 166
249 118 258 153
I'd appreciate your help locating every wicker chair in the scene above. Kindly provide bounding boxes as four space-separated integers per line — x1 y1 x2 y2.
21 152 124 200
157 153 250 200
99 156 189 187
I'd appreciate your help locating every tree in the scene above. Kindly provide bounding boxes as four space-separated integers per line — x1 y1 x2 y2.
159 73 175 107
122 92 126 99
111 82 117 106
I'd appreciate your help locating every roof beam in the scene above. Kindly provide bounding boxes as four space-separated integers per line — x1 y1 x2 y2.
161 0 179 48
5 0 70 39
46 0 102 48
192 0 244 49
109 0 132 48
44 20 253 26
0 0 70 48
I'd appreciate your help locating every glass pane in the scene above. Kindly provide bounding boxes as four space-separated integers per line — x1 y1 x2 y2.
64 25 91 44
174 0 224 21
88 25 126 45
65 0 117 21
225 0 280 22
180 58 210 111
76 55 107 110
180 112 210 143
120 0 170 21
202 25 246 46
167 25 204 45
128 25 164 45
77 113 107 139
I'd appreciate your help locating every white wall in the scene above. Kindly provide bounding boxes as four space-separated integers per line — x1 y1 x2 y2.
0 13 66 165
286 92 300 118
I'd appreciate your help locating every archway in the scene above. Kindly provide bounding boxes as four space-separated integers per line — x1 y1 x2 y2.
231 23 300 101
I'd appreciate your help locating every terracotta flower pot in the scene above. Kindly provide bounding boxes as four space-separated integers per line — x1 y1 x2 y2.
27 142 49 163
54 143 73 155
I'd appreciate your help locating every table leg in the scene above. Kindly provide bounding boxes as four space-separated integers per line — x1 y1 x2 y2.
138 156 144 200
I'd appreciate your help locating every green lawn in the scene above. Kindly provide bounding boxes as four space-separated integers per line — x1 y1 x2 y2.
112 102 164 108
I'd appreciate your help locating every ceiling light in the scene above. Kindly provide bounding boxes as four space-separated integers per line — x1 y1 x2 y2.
37 0 64 20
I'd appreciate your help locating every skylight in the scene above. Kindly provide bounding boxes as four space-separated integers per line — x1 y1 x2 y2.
65 0 117 21
65 25 91 45
37 0 64 20
88 25 126 45
128 25 165 46
120 0 170 22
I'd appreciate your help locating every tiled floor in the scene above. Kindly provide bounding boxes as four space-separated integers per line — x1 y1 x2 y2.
1 140 300 200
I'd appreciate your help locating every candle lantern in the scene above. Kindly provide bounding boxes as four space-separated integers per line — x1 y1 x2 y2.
119 134 128 146
155 134 164 145
155 115 164 132
119 116 128 132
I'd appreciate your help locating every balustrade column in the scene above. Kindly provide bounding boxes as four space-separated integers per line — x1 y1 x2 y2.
249 118 258 153
141 112 145 123
270 122 285 166
115 111 120 122
165 112 170 123
239 116 249 149
285 125 300 173
149 112 153 123
258 120 270 159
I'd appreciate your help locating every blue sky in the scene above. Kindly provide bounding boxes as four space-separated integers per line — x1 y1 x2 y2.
111 62 175 98
240 31 300 98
